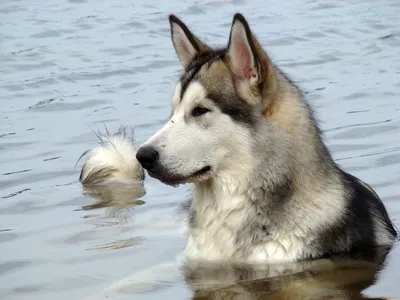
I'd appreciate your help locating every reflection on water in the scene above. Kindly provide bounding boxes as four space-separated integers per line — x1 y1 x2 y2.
185 248 393 300
80 182 146 211
78 182 146 252
90 241 396 299
86 237 144 252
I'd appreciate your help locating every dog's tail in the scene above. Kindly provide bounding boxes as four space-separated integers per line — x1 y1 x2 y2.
78 126 144 186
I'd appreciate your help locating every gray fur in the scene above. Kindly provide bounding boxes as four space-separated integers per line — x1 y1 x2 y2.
136 13 397 263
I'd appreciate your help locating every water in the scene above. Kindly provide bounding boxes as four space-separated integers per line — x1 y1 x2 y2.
1 0 399 299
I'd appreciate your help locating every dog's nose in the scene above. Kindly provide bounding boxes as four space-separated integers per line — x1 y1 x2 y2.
136 146 159 170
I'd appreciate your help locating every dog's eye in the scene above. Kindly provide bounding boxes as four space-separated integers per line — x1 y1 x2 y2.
191 106 210 117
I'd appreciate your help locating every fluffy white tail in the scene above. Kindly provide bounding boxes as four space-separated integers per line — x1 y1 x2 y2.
78 126 144 186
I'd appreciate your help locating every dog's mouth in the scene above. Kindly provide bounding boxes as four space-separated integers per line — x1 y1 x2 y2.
148 166 212 187
189 166 212 178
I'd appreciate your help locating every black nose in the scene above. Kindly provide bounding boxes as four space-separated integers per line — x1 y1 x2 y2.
136 146 159 170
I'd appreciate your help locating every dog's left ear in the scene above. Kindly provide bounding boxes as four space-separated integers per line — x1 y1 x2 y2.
227 14 277 107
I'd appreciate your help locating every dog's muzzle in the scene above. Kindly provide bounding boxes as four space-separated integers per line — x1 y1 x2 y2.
136 146 212 186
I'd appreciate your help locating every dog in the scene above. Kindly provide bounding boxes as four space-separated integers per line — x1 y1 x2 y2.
134 13 397 264
79 13 397 264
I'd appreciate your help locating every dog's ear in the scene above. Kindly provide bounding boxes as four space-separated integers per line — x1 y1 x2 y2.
227 14 260 82
227 14 277 108
169 15 211 69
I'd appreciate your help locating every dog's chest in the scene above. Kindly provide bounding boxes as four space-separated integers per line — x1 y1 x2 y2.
185 197 246 261
184 193 307 263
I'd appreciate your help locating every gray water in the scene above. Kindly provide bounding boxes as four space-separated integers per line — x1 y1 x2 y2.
1 1 400 299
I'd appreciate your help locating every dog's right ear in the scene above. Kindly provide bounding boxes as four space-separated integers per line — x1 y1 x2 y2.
169 15 210 69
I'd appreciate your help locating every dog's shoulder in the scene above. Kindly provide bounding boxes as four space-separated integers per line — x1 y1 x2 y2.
313 170 397 259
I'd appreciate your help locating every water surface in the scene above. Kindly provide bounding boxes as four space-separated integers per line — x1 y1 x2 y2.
1 1 400 299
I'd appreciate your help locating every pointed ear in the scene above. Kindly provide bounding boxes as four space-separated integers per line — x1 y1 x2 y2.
227 14 261 83
227 14 277 108
169 15 211 69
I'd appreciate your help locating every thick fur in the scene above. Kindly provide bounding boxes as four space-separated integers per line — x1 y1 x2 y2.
82 14 396 264
79 126 144 186
134 13 397 264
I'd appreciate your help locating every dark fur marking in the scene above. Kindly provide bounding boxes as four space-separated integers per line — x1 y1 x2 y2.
267 177 294 206
180 49 226 101
208 91 255 126
179 48 257 126
169 15 201 52
234 218 272 247
261 225 270 235
234 179 293 247
309 170 396 260
346 172 397 238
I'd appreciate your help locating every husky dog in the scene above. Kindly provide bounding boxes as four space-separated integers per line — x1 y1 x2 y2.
133 13 397 264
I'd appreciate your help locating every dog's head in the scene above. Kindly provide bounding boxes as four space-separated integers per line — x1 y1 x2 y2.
137 14 284 187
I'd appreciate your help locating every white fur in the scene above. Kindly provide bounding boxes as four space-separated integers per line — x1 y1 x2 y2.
143 81 252 182
142 80 349 264
79 128 143 185
171 83 181 108
184 176 345 264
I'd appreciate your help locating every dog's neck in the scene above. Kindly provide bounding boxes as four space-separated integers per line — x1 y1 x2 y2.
186 164 345 263
189 148 342 226
189 172 284 229
193 174 252 205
